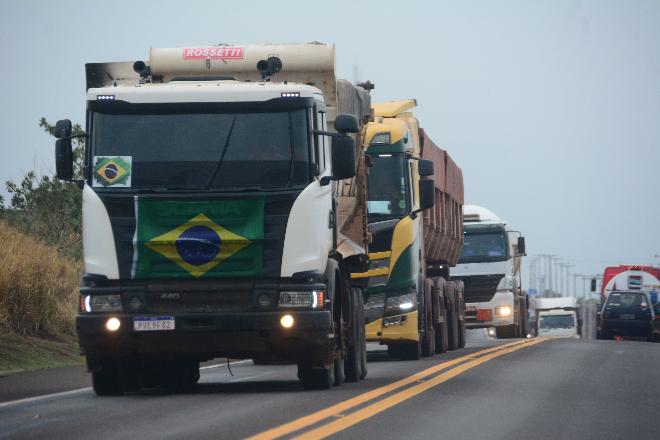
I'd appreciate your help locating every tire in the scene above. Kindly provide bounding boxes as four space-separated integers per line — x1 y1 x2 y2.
298 362 335 390
387 344 402 359
433 277 449 354
446 282 459 351
421 278 436 357
401 340 422 360
519 296 528 337
356 289 368 380
183 361 200 387
496 324 517 339
92 360 124 396
345 287 363 382
455 281 466 349
334 349 345 386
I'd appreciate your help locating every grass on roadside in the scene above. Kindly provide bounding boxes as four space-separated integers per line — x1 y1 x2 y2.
0 331 83 375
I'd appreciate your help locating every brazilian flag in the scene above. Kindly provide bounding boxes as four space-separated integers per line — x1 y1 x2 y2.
133 198 264 279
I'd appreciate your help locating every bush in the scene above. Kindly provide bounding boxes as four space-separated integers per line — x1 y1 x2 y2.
0 219 81 336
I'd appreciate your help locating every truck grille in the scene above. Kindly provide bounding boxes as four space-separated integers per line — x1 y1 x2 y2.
147 289 254 313
452 274 504 303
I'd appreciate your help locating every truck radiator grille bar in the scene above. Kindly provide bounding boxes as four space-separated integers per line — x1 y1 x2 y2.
452 274 504 303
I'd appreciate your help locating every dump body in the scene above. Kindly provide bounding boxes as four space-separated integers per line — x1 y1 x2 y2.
419 128 464 266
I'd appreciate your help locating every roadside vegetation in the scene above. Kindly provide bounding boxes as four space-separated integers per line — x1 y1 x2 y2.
0 119 85 372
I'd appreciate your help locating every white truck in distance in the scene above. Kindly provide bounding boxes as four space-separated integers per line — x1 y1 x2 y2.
534 297 581 338
452 205 528 338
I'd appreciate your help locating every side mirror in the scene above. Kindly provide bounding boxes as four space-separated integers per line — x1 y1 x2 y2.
419 179 435 211
55 119 72 139
335 114 359 134
330 135 356 180
517 236 526 255
590 278 597 293
418 159 434 177
55 138 73 180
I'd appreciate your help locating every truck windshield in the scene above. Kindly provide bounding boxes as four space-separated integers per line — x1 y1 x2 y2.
539 314 575 329
458 226 508 263
366 153 408 221
90 109 310 190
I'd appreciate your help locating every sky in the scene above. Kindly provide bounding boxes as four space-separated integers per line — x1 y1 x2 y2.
1 0 659 293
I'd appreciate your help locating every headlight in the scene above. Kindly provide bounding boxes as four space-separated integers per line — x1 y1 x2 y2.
496 305 512 317
278 290 325 309
82 295 123 313
385 292 417 315
497 276 514 291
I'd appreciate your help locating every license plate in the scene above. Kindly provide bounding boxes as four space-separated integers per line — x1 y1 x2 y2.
134 316 175 331
619 314 635 320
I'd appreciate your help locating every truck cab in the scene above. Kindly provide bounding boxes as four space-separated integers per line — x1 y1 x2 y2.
534 297 580 338
352 100 465 359
452 205 528 338
53 44 370 394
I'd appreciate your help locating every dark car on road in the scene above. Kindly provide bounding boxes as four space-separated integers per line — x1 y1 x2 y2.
597 291 656 341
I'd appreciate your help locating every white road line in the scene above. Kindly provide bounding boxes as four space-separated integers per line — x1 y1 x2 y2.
0 359 254 409
0 387 92 410
200 359 252 370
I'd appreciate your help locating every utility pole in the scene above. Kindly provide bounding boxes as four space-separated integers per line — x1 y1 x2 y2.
551 256 562 295
571 274 581 298
562 263 574 296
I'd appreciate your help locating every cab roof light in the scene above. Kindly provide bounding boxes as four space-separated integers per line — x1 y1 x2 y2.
281 92 300 98
96 95 115 101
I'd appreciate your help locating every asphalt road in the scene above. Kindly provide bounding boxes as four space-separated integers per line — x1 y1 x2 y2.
1 334 659 440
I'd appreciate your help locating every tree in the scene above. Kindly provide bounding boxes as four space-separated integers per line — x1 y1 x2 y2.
1 118 85 259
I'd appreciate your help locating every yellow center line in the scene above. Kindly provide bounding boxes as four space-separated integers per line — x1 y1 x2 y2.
246 339 533 440
293 338 548 440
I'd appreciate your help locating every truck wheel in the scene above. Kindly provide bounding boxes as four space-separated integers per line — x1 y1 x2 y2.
496 324 517 339
457 318 466 349
433 278 449 354
356 288 368 380
519 297 528 337
421 278 436 357
447 282 459 351
298 361 335 390
92 360 124 396
401 340 422 360
345 287 363 382
334 349 345 386
183 361 200 387
455 281 466 349
387 344 402 359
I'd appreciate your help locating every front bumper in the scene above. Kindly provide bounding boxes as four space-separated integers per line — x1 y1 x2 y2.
602 319 653 338
77 310 333 359
365 310 420 343
465 291 515 329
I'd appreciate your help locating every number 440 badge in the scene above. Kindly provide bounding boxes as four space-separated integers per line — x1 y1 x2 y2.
93 156 132 187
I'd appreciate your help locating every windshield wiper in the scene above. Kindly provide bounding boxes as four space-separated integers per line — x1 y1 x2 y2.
206 115 237 189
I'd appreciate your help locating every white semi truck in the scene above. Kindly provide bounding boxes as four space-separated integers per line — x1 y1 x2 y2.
533 297 581 338
452 205 528 338
53 43 371 394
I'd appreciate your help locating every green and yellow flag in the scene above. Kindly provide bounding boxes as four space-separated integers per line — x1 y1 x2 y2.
133 198 264 279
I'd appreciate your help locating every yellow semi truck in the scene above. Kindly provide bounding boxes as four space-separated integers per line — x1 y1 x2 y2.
352 100 466 359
